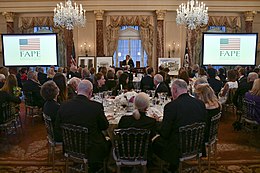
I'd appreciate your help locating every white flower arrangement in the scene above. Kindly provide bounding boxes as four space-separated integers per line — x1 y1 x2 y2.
114 91 137 106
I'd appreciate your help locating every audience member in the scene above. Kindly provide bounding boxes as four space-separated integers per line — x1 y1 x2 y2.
47 67 55 81
93 72 107 93
233 72 259 107
37 67 47 85
53 73 68 103
219 69 238 103
89 67 96 81
56 80 111 172
82 68 93 83
207 68 223 96
154 74 170 97
237 68 247 85
244 78 260 123
67 77 81 99
140 67 154 92
105 70 117 91
217 67 227 85
23 71 44 108
194 83 221 155
40 81 61 142
118 92 159 137
0 74 5 89
116 70 123 80
152 79 207 173
0 67 9 78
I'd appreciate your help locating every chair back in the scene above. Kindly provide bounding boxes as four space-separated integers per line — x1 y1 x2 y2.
1 102 16 123
42 113 55 143
225 88 237 104
61 124 89 162
242 99 257 122
179 122 205 161
207 112 222 144
24 91 36 106
113 128 150 162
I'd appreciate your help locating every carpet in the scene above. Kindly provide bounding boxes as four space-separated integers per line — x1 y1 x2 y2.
0 103 260 173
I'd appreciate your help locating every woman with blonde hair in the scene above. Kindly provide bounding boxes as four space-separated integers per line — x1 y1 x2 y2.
244 78 260 123
195 83 221 154
1 74 20 96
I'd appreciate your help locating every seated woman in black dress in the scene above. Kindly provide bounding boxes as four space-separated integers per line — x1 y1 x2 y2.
194 83 221 155
93 72 107 93
40 80 62 142
118 92 159 137
105 69 117 91
112 73 132 96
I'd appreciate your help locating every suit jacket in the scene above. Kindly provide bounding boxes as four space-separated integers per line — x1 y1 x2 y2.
140 75 154 92
233 81 254 107
43 100 61 141
122 59 135 68
105 79 117 91
23 79 44 107
207 78 223 96
38 72 47 85
0 91 21 123
118 111 159 138
154 82 171 97
153 93 207 164
56 95 110 163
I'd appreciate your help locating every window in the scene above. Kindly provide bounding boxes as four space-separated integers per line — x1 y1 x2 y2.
113 26 148 67
34 26 53 33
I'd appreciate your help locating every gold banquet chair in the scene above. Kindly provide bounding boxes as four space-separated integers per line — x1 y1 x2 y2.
42 113 62 172
205 112 222 172
113 128 150 173
178 122 206 173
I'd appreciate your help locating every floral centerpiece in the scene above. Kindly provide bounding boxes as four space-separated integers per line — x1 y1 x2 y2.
114 91 137 108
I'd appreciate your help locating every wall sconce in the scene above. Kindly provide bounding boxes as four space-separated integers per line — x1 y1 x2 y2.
168 42 179 58
80 42 91 56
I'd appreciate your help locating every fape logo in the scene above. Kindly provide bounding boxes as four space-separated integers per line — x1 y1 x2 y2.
19 38 41 58
220 38 241 57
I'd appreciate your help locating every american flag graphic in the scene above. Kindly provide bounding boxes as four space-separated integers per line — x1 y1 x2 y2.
220 38 240 50
19 38 40 51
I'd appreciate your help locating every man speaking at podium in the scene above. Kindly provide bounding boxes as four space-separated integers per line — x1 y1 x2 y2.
122 55 135 68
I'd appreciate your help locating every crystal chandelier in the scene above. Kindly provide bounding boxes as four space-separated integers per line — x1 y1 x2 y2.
54 0 86 30
176 0 209 30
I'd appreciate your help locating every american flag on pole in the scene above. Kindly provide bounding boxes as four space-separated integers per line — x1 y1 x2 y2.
19 38 40 51
220 38 240 50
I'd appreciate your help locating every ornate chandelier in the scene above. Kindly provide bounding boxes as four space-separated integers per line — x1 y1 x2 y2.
54 0 86 30
176 0 209 30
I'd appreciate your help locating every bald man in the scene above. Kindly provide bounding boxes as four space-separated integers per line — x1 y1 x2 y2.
56 80 110 172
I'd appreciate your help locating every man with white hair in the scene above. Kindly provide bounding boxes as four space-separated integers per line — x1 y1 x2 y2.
153 74 170 97
56 80 110 172
0 74 5 88
67 77 81 99
152 79 207 173
23 71 44 108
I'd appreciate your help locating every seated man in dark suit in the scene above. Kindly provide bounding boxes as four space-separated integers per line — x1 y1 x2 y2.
140 67 154 92
23 71 44 108
122 55 135 68
37 67 47 85
152 79 207 173
56 80 111 172
207 68 222 96
154 74 171 97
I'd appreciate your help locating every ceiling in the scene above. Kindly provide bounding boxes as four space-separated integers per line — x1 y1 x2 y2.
0 0 260 13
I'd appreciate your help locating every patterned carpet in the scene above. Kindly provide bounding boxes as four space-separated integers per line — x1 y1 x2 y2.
0 103 260 173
